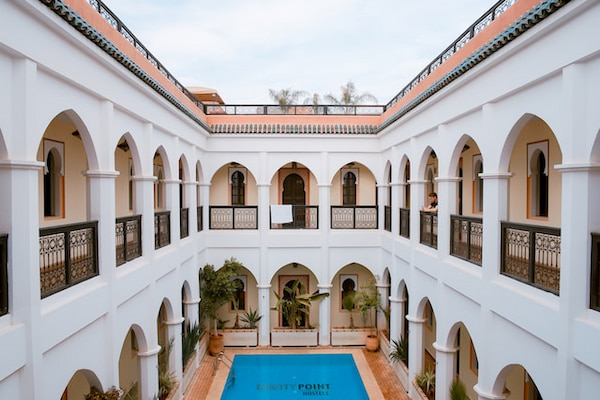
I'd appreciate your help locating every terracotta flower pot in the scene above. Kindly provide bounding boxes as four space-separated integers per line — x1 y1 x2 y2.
365 334 379 352
209 334 224 356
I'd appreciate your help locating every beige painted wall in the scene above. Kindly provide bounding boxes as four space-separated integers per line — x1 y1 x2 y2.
329 264 375 328
330 164 377 206
210 166 258 205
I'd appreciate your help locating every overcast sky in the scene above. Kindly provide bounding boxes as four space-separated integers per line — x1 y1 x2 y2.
103 0 498 104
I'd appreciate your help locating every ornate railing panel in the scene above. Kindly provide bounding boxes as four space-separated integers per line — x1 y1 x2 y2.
384 206 391 232
591 233 600 312
271 205 318 229
450 215 483 265
39 221 98 298
331 206 378 229
501 222 561 294
205 104 383 116
115 215 142 266
209 206 258 230
180 208 189 238
197 206 203 232
399 208 410 238
420 211 438 249
154 211 171 249
0 234 7 316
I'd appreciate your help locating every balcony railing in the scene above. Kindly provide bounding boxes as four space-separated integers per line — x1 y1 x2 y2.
197 206 203 232
399 208 410 238
450 215 482 265
205 104 384 116
331 206 378 229
116 215 142 266
384 206 391 232
209 206 258 229
154 211 171 249
0 234 7 316
501 222 561 295
420 211 438 248
591 233 600 312
271 205 318 229
39 221 98 298
180 207 189 238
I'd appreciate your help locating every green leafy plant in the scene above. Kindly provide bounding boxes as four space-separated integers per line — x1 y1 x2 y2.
181 321 200 369
449 378 468 400
342 291 356 329
271 279 329 329
356 277 381 336
199 258 243 336
84 386 123 400
240 307 262 329
416 370 436 399
389 337 409 366
157 338 176 400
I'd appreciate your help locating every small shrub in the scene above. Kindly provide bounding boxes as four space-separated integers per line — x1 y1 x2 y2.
85 386 123 400
450 378 468 400
415 370 435 399
389 337 409 366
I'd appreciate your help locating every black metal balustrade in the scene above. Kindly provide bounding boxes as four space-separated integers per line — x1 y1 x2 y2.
420 211 438 249
501 222 561 295
591 233 600 312
270 205 318 229
399 208 410 238
180 208 189 238
331 206 378 229
154 211 171 249
205 104 384 116
450 215 483 266
209 206 258 230
197 206 203 232
39 221 98 298
115 215 142 266
0 234 7 316
384 206 391 232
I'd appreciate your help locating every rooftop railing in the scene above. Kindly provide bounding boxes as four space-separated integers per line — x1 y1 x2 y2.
205 104 384 116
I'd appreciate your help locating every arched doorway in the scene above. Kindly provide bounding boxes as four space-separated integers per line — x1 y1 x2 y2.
282 173 306 228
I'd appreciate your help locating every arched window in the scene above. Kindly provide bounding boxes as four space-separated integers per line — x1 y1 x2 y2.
231 170 245 205
404 161 410 208
473 157 483 213
43 142 63 218
528 141 549 218
342 171 357 205
154 166 164 209
128 159 134 211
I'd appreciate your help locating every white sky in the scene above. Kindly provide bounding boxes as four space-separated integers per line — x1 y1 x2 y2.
102 0 498 104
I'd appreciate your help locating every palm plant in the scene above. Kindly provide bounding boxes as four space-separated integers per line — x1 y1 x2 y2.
181 321 200 369
268 88 308 106
271 279 329 329
240 307 262 329
449 378 468 400
389 337 409 365
416 370 436 399
324 80 377 113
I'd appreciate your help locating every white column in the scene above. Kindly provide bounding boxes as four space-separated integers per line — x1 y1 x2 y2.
390 182 402 236
132 176 156 256
257 284 271 346
473 385 507 400
165 317 185 385
389 296 405 343
408 180 428 243
318 284 333 345
377 183 388 230
163 180 181 242
183 297 201 326
199 183 210 231
137 346 161 400
376 282 390 332
433 342 458 400
406 315 425 399
183 181 197 236
435 177 460 256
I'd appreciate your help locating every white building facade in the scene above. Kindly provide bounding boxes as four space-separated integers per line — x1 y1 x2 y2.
1 0 600 399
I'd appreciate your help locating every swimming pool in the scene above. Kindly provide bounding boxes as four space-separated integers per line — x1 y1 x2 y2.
220 353 369 399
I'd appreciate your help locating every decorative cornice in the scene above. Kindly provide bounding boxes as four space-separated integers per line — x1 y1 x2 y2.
210 123 378 135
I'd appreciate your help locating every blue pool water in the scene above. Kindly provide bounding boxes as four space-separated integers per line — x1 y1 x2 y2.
220 353 369 399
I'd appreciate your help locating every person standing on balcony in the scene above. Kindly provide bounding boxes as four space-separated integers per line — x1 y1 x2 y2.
422 192 438 212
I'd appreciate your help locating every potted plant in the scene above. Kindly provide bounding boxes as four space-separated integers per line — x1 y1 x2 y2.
241 307 262 329
199 258 243 355
271 279 329 346
356 277 381 351
223 307 262 347
389 337 409 366
415 370 436 400
449 378 468 400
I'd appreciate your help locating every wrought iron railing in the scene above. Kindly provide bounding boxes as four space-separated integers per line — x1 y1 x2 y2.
385 0 517 111
501 222 561 295
197 206 203 232
154 211 171 249
420 211 438 249
205 104 384 116
399 208 410 238
331 206 378 229
39 221 98 298
0 234 7 316
180 208 189 238
591 233 600 312
270 205 318 229
450 215 483 265
384 206 391 232
115 215 142 266
209 206 258 230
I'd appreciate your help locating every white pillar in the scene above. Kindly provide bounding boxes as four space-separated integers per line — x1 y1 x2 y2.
132 176 156 256
436 177 460 257
406 315 425 399
433 342 458 400
473 385 507 400
165 317 185 386
409 180 428 243
138 346 161 400
318 284 333 345
257 284 271 346
163 180 181 242
376 282 390 332
183 181 197 236
199 183 210 231
389 296 405 343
